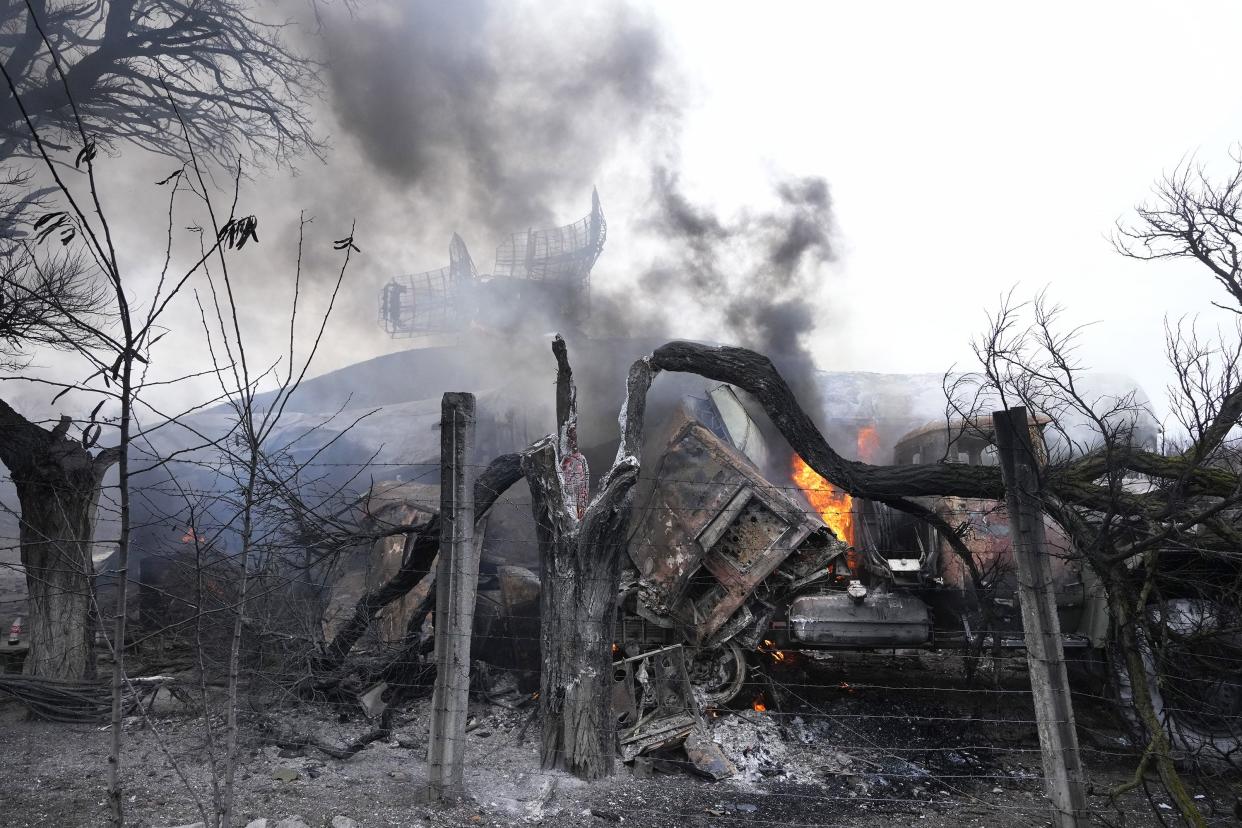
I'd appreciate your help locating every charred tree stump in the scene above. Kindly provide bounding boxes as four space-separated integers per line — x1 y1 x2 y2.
0 401 118 681
523 337 653 779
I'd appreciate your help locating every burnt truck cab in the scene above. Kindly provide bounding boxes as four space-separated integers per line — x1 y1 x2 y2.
620 395 1108 701
618 388 1239 767
625 415 839 652
874 417 1108 649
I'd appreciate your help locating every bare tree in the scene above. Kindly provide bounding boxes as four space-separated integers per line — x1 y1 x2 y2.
178 203 358 826
0 0 322 689
1116 151 1242 314
0 0 322 169
0 401 116 679
0 246 106 369
944 291 1241 826
0 24 325 818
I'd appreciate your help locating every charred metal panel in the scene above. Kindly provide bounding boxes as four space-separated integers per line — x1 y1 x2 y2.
618 644 700 760
630 420 842 644
788 592 931 647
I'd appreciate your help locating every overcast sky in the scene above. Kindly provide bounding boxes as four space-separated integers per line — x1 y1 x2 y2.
11 0 1242 430
654 2 1242 407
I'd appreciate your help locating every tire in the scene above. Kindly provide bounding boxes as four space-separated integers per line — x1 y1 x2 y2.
1111 598 1242 770
686 642 748 706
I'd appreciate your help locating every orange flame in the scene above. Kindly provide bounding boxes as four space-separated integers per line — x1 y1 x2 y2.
791 455 854 547
758 639 788 663
857 424 880 463
752 693 768 712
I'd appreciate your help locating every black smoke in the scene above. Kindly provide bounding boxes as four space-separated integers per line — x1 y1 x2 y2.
592 164 835 413
310 0 838 415
321 0 670 235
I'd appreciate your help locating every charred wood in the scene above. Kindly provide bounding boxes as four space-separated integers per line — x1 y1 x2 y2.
524 343 653 780
313 453 522 676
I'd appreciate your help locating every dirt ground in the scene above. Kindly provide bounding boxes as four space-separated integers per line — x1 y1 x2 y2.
1 652 1238 828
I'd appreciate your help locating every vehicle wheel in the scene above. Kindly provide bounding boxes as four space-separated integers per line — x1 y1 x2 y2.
687 642 747 706
1110 598 1242 770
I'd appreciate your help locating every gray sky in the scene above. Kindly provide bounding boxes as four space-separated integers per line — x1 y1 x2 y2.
11 0 1242 429
653 2 1242 407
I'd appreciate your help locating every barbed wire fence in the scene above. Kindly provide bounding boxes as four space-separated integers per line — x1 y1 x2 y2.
2 440 1240 827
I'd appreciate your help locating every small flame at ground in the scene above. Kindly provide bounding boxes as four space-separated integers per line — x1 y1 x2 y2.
752 693 768 712
791 455 854 547
758 638 790 665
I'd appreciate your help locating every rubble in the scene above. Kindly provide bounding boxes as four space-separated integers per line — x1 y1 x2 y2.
0 663 1189 827
271 767 301 783
683 729 736 780
708 709 794 784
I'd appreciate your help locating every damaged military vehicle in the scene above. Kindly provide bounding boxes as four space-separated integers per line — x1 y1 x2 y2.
611 386 1242 768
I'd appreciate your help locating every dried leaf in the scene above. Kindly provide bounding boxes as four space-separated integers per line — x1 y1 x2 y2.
333 235 361 253
74 138 97 169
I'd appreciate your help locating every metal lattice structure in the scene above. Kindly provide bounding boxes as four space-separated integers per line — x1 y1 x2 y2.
380 234 477 337
493 188 606 281
379 191 606 337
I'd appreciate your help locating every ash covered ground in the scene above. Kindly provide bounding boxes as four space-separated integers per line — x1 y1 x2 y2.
0 652 1235 827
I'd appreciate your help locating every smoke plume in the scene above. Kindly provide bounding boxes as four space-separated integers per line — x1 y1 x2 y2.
593 164 836 412
320 0 670 235
285 0 837 418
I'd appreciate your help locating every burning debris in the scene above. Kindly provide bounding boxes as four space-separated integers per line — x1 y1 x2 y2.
791 454 853 546
624 410 841 651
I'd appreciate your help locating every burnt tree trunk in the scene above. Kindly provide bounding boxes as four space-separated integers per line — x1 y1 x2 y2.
523 337 652 779
0 399 117 680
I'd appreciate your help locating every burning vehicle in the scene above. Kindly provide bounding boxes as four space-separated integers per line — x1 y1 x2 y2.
612 386 1242 766
615 395 1089 701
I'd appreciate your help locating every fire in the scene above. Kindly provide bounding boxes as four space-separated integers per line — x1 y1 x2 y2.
857 424 880 463
791 455 854 546
758 639 788 664
752 693 768 712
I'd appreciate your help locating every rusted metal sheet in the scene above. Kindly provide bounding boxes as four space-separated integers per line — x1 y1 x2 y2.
934 496 1083 606
892 417 1089 627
